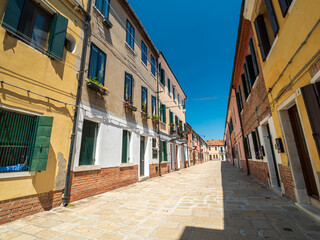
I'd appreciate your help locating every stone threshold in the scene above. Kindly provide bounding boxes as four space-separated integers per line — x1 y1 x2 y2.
295 203 320 222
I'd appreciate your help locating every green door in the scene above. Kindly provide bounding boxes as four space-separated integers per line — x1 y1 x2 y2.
79 120 98 166
122 130 128 163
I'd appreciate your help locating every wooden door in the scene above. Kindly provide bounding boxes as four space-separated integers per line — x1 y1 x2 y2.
288 105 319 199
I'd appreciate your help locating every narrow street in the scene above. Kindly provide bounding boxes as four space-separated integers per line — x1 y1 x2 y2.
0 161 319 240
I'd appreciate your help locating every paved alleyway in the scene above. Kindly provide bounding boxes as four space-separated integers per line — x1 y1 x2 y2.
1 161 320 240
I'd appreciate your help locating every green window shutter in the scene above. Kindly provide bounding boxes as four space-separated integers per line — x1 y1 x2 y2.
47 13 68 61
163 104 166 123
29 116 53 171
122 130 128 163
2 0 26 34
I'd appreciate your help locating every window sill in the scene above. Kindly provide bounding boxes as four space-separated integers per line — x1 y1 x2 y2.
150 72 156 79
120 163 136 167
288 0 296 14
0 171 35 179
73 165 101 172
160 121 166 127
266 35 278 62
125 42 136 55
141 60 148 70
93 5 113 28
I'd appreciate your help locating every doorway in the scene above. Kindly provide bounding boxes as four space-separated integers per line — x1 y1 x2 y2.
140 136 145 177
288 105 319 199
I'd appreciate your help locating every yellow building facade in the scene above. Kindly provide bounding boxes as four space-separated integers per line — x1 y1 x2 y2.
0 0 88 223
244 0 320 207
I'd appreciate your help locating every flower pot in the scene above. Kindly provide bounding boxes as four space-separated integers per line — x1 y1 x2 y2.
87 82 107 95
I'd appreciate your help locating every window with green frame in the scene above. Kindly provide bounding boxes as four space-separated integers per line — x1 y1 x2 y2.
122 130 131 163
151 96 156 116
152 138 157 159
2 0 68 61
79 120 98 166
161 141 167 162
160 104 166 123
124 72 133 102
0 109 53 172
160 68 165 86
167 78 171 93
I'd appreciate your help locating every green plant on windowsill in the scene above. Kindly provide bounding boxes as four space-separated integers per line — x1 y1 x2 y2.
178 123 182 129
86 77 109 94
169 122 175 127
152 114 159 123
141 102 147 112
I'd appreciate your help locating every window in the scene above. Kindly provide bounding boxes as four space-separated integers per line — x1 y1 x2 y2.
249 39 259 78
242 74 250 100
88 44 106 84
251 128 263 159
173 86 176 100
160 68 165 86
265 0 279 36
209 147 211 151
141 86 148 113
151 55 155 76
178 94 180 106
151 96 156 116
124 72 133 102
278 0 293 17
2 0 68 61
210 155 212 160
215 147 217 151
79 120 98 166
229 119 234 134
141 40 147 66
161 141 167 162
160 104 166 123
126 20 134 49
95 0 110 18
167 79 171 94
0 109 53 173
245 55 256 88
244 136 252 159
152 138 157 159
236 87 243 111
122 130 131 163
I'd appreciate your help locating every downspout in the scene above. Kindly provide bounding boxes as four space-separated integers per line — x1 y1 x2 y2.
62 1 92 206
233 86 250 175
157 58 162 176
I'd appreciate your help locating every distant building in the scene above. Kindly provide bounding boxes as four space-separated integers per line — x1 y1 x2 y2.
207 140 225 161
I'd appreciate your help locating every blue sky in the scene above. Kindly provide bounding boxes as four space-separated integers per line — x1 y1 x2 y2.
130 0 241 141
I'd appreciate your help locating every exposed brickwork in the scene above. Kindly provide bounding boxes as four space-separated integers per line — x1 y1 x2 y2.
149 163 171 178
309 57 320 77
278 164 297 202
68 165 138 202
0 190 62 225
240 159 249 174
248 160 270 186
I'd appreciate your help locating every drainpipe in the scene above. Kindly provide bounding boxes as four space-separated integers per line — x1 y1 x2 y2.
232 87 250 175
62 1 92 206
157 58 162 176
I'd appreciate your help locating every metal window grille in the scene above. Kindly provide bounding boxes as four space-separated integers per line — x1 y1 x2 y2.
0 110 37 173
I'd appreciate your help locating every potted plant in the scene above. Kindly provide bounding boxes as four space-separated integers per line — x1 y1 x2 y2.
86 78 108 95
152 114 159 124
141 111 150 119
124 97 137 111
178 123 182 129
169 122 175 127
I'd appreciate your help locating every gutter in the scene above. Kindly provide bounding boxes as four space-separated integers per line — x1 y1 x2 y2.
62 0 92 206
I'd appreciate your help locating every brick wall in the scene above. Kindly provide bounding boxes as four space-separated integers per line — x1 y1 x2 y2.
149 163 171 178
278 164 296 202
240 159 249 174
248 160 270 186
309 57 320 77
0 190 63 224
68 165 138 202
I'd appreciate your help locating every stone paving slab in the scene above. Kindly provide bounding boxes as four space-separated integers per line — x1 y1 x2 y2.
1 161 320 239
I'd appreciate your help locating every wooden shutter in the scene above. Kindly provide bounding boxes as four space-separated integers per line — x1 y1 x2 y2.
265 0 279 36
2 0 26 34
278 0 292 17
301 83 320 158
122 130 128 163
249 39 259 77
47 13 68 61
163 104 166 123
29 116 53 171
241 74 249 99
245 55 256 87
254 15 271 61
243 64 251 95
